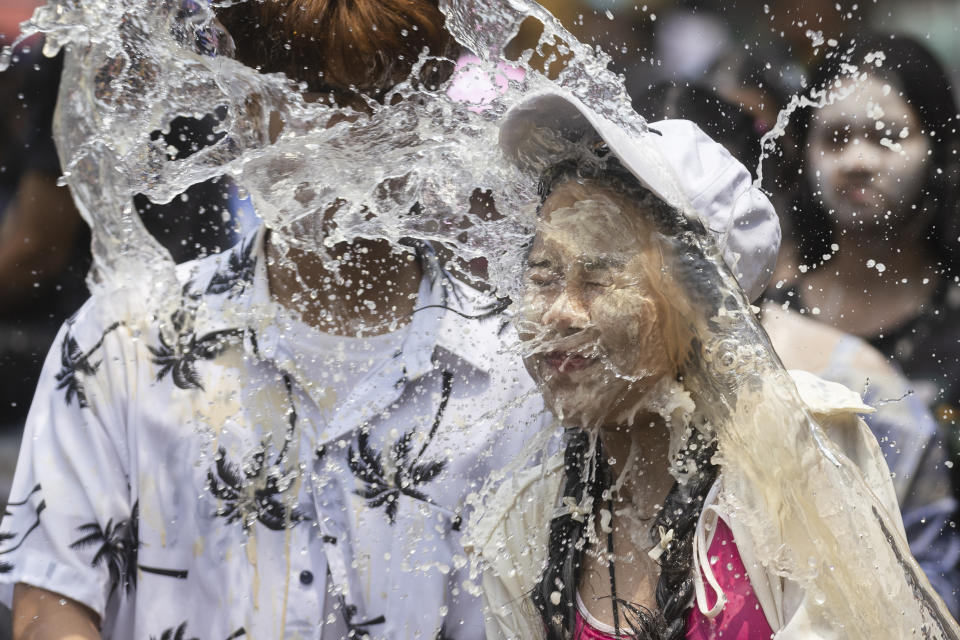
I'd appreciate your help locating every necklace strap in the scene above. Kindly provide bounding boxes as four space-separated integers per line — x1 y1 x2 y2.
606 492 622 637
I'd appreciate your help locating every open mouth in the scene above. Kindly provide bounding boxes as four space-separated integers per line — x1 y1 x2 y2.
543 351 599 373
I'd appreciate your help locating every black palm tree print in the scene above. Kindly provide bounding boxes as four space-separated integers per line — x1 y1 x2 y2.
206 374 308 531
150 622 245 640
68 500 188 590
55 322 122 408
148 327 241 390
152 622 198 640
340 595 386 639
0 483 47 571
0 531 15 573
70 502 140 596
206 445 308 531
347 371 452 524
206 235 257 296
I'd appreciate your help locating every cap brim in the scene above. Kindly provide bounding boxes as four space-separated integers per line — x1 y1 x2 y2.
498 91 690 215
497 89 781 302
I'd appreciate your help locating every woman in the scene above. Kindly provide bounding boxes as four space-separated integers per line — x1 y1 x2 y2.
466 91 959 639
780 34 960 461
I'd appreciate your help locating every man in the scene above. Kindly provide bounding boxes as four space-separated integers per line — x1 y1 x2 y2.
1 1 549 638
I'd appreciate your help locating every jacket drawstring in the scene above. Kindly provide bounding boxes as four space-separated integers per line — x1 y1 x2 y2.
692 481 726 619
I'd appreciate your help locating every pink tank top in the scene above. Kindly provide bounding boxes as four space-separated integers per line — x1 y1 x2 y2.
574 519 774 639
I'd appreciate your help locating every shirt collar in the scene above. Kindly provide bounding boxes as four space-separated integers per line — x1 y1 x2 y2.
188 224 501 379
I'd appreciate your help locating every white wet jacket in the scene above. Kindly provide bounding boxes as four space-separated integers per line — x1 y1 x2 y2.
464 371 906 640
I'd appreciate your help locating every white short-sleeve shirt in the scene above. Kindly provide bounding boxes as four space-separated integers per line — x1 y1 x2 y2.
0 227 550 639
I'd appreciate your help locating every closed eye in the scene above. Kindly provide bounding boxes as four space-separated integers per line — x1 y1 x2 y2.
526 258 560 287
528 272 559 287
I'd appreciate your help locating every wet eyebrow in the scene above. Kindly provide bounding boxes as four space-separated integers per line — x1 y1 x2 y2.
580 256 625 271
528 258 553 269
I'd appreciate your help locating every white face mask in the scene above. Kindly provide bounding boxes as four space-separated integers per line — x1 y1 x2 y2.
806 75 932 234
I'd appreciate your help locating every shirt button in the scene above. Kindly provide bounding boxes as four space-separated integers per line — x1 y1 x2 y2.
299 570 314 586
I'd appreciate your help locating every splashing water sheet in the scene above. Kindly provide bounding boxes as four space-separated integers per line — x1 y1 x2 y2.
2 0 959 637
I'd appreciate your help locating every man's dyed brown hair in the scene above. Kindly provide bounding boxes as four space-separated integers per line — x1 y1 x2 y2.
216 0 453 93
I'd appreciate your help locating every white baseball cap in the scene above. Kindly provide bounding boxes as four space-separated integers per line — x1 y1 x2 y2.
498 90 781 301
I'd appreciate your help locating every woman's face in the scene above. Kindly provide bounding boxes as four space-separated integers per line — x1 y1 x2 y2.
806 75 932 233
519 180 674 428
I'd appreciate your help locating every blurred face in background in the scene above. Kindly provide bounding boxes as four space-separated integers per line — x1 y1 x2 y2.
519 179 675 428
806 74 932 235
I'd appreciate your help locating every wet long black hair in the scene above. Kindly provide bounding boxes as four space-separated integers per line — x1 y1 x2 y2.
529 152 726 640
792 33 960 274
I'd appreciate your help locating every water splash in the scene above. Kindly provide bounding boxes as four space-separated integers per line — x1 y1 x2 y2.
3 0 958 636
755 50 877 189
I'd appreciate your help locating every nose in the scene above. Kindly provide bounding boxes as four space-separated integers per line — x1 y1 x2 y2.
837 138 883 177
541 289 589 333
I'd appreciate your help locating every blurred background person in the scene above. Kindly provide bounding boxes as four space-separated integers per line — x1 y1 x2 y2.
0 9 74 640
636 80 960 614
774 34 960 502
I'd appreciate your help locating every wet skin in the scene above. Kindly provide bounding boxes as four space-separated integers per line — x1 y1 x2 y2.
799 74 941 338
520 180 673 429
521 179 681 624
806 75 932 234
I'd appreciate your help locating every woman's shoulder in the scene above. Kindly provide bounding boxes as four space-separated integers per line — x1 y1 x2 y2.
762 301 904 388
464 454 564 640
787 369 874 417
465 453 565 560
785 369 902 516
763 301 860 371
